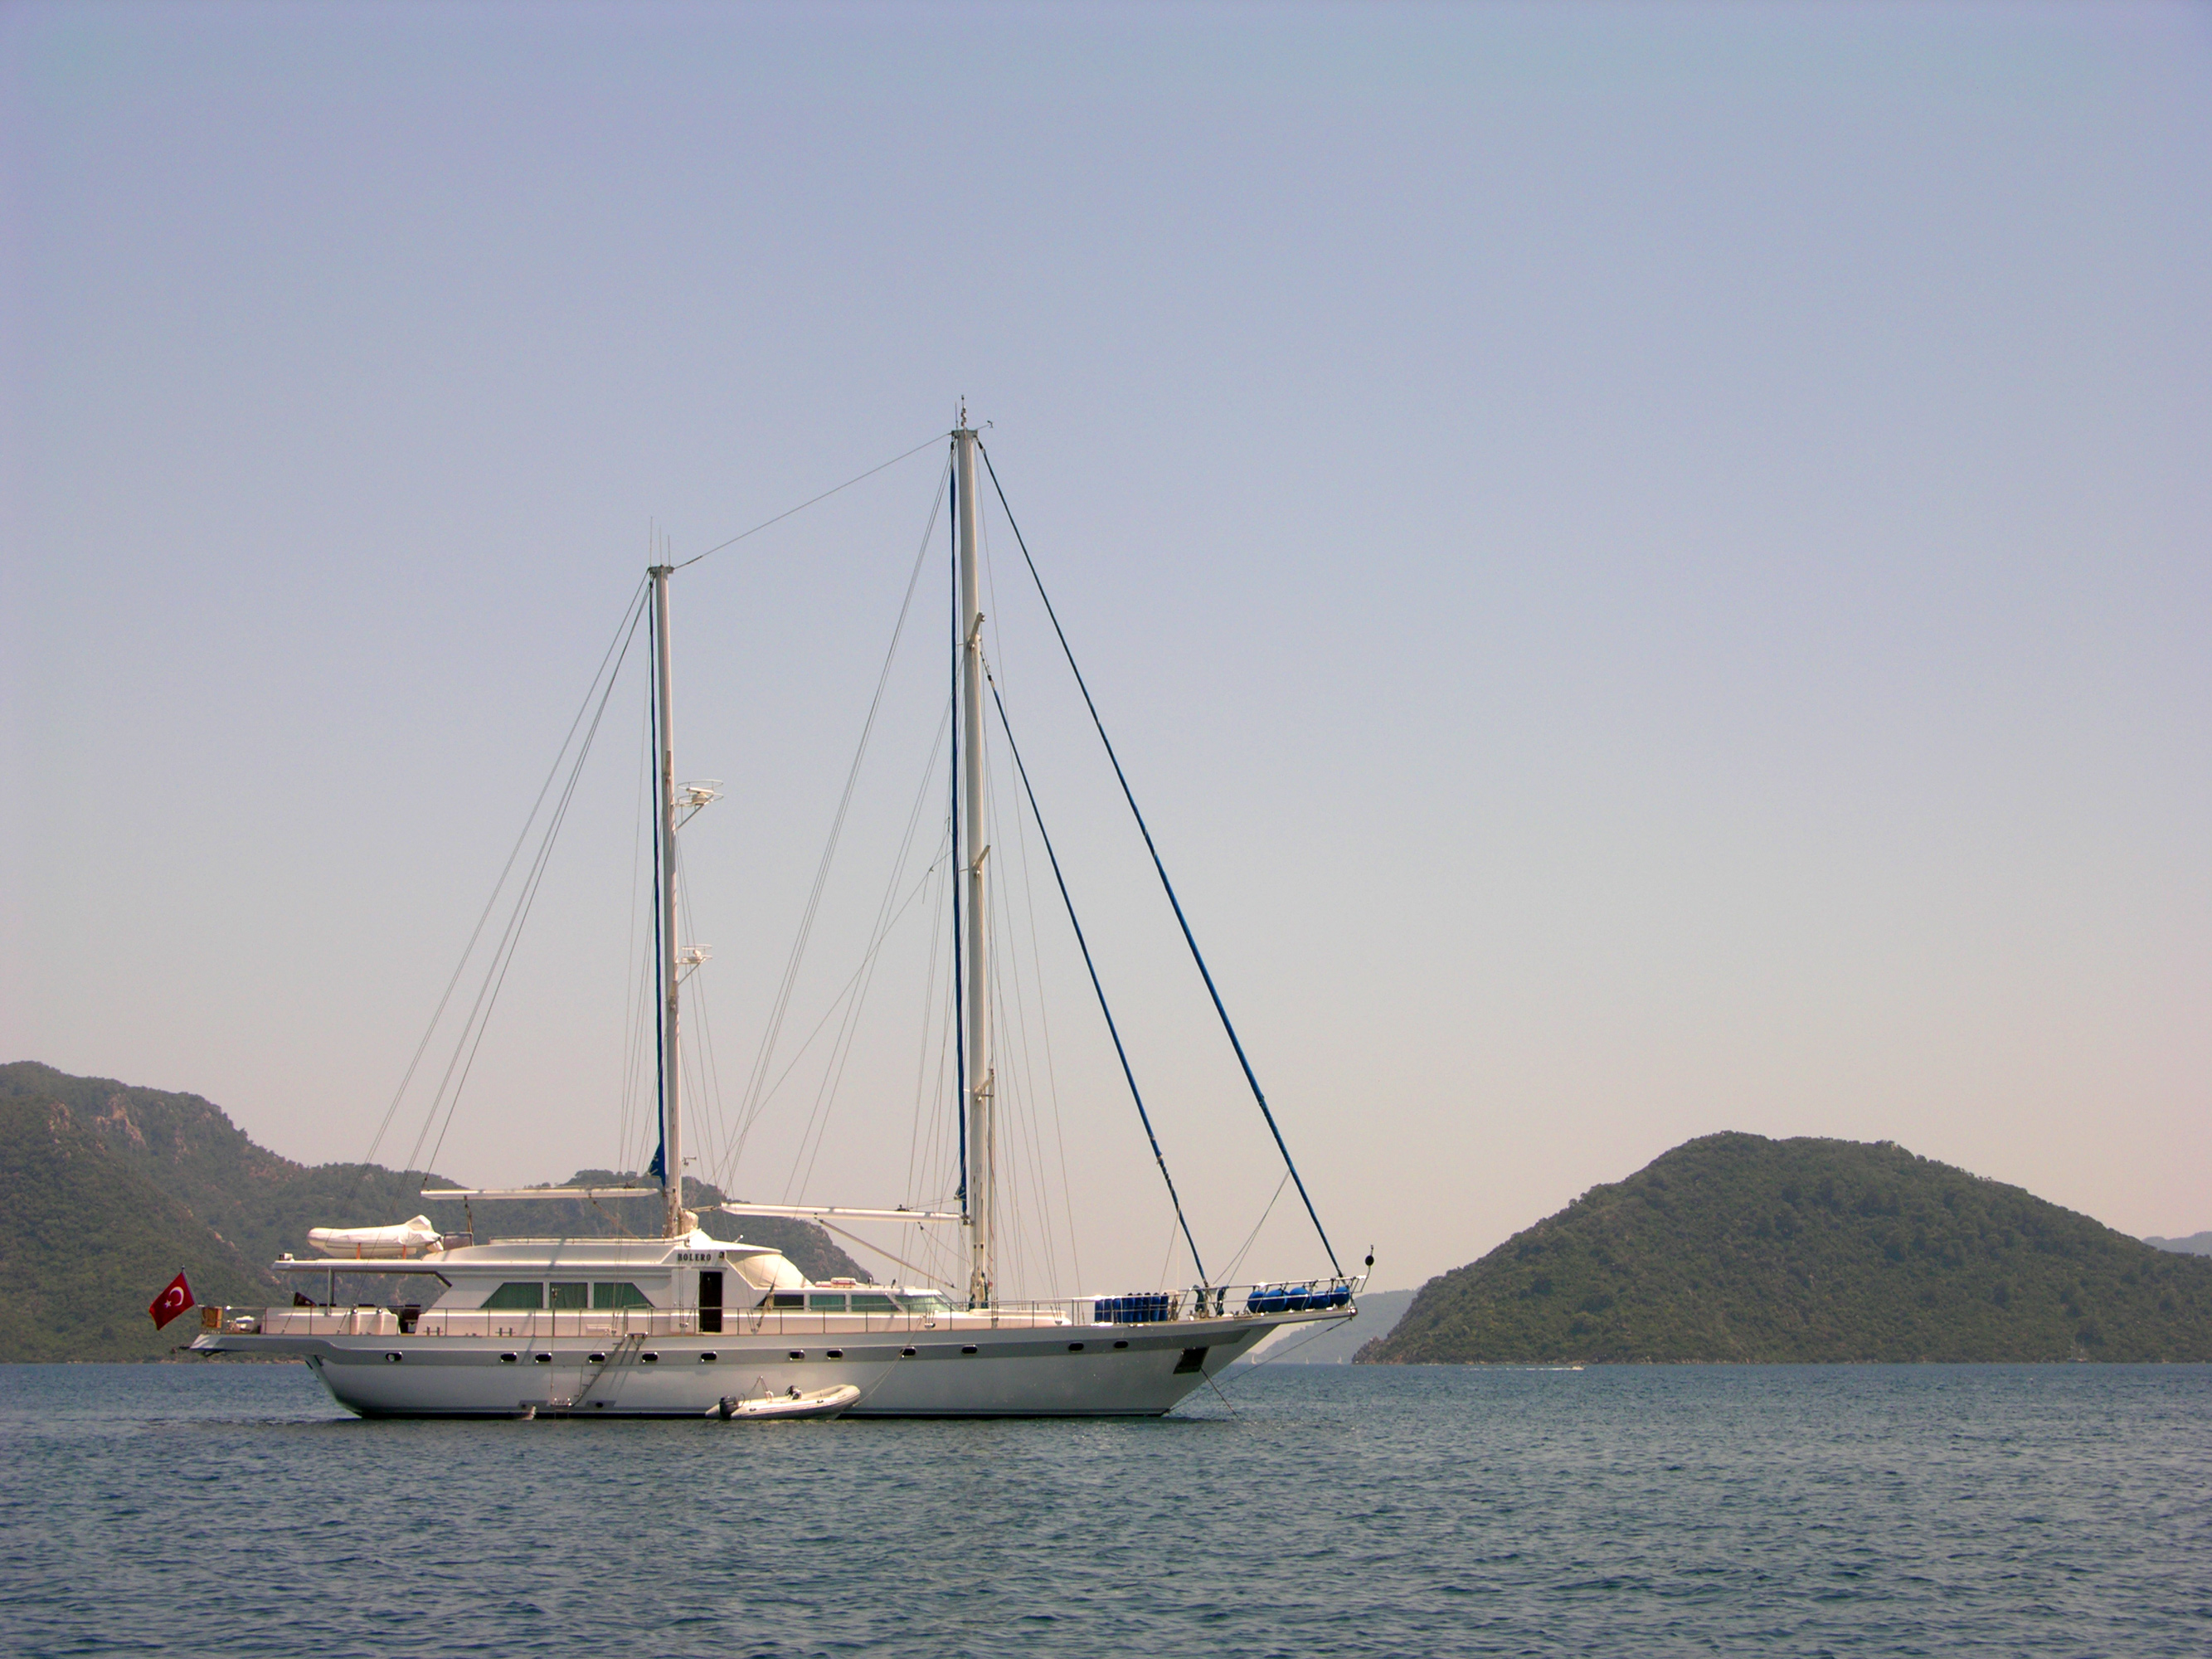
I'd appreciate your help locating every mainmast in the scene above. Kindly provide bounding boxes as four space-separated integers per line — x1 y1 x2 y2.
650 562 687 1241
955 423 994 1307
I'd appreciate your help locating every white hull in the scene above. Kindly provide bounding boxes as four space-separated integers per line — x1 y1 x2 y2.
193 1308 1340 1418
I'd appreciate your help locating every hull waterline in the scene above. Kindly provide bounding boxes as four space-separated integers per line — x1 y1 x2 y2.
192 1307 1341 1418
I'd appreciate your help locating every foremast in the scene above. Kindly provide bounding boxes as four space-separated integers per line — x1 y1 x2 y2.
955 424 994 1308
650 562 687 1240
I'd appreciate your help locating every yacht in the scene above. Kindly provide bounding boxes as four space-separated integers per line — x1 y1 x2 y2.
193 421 1363 1414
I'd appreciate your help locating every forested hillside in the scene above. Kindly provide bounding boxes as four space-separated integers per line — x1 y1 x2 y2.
1362 1133 2212 1365
0 1063 864 1361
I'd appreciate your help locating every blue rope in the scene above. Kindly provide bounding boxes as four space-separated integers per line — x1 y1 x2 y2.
986 672 1210 1286
977 443 1343 1277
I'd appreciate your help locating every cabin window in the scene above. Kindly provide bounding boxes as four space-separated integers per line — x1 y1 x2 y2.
899 1293 951 1316
592 1282 651 1310
483 1282 543 1311
807 1293 848 1312
771 1291 803 1308
548 1282 590 1311
848 1293 897 1312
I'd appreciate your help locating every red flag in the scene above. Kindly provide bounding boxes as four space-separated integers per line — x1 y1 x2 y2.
148 1271 196 1330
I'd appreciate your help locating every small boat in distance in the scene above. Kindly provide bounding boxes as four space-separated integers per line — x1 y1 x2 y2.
194 420 1364 1413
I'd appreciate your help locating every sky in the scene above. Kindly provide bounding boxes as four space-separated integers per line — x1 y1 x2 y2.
3 1 2207 1295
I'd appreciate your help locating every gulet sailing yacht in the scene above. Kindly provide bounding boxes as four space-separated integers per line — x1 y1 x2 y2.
192 424 1364 1415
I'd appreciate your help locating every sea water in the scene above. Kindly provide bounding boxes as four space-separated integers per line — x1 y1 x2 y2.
2 1362 2205 1656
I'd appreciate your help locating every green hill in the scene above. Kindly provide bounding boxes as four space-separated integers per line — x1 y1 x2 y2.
1360 1133 2212 1365
0 1091 274 1362
0 1062 867 1362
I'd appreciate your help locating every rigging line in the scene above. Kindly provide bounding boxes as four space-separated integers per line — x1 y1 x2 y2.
673 434 948 569
717 690 946 1189
674 840 728 1190
416 595 646 1180
732 841 950 1174
622 833 662 1181
785 864 925 1200
779 694 955 1195
1222 1168 1292 1287
783 731 955 1202
1214 1316 1353 1384
982 740 1062 1296
587 1186 639 1241
988 594 1084 1290
391 577 649 1180
1203 1371 1241 1418
779 825 951 1201
360 577 649 1178
980 678 1054 1296
674 839 724 1178
731 457 950 1166
399 584 650 1178
978 441 1343 1278
418 614 641 1180
984 671 1210 1286
615 681 654 1174
908 858 959 1231
981 869 1045 1296
814 1219 950 1289
902 828 950 1206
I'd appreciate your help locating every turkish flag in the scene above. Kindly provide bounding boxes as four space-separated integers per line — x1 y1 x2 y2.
148 1271 196 1330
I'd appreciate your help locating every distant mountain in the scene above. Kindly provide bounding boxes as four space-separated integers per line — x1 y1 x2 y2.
1360 1133 2212 1365
0 1062 867 1362
2145 1233 2212 1258
1241 1287 1416 1365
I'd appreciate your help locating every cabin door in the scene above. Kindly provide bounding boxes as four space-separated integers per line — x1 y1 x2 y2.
699 1270 723 1334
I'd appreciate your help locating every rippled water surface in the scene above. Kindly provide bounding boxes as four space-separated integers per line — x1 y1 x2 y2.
3 1362 2206 1656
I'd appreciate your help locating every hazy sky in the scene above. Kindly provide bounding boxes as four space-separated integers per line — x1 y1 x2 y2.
4 2 2207 1293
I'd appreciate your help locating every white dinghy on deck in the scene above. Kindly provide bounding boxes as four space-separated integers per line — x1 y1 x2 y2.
306 1216 440 1260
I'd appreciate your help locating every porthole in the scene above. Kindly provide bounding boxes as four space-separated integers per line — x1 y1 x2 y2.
641 1352 659 1363
699 1352 718 1363
533 1353 552 1365
826 1349 844 1360
1112 1340 1129 1350
499 1353 518 1364
787 1350 805 1360
587 1352 607 1364
961 1345 979 1355
1067 1342 1085 1352
901 1346 917 1358
384 1353 404 1364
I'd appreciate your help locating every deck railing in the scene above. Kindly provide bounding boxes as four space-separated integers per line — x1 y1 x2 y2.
202 1276 1364 1341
